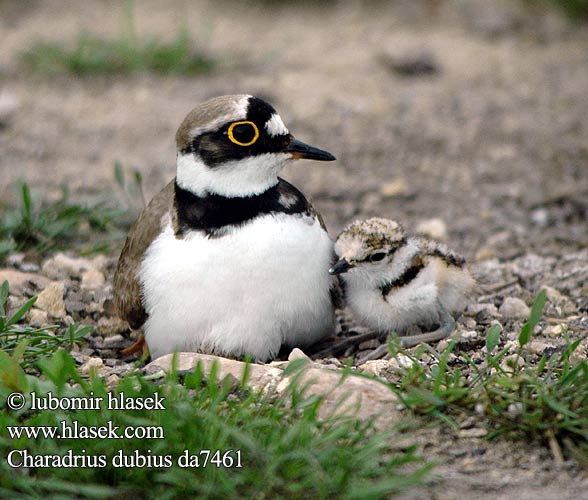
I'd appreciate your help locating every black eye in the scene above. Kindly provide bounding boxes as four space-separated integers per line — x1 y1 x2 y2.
228 121 259 146
370 252 386 262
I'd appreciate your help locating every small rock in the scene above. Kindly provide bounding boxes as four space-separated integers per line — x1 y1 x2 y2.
96 317 129 336
461 317 477 330
500 354 525 373
467 303 500 316
358 359 389 377
379 49 439 77
379 178 410 198
81 270 106 290
459 330 479 341
0 269 51 296
0 90 19 125
105 374 120 390
80 357 104 375
86 301 105 314
65 300 86 314
42 253 107 280
546 323 566 338
474 247 496 261
531 209 549 227
71 352 90 365
528 340 554 356
499 297 530 320
388 354 414 370
27 308 49 326
6 254 39 273
103 334 125 348
458 428 488 439
36 282 66 319
415 218 447 240
288 348 311 362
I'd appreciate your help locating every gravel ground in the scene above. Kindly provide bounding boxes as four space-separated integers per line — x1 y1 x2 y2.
1 0 588 497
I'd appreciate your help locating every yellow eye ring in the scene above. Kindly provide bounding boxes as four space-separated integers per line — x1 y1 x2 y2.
227 121 260 147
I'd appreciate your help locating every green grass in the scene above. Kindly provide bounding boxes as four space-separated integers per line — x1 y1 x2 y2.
0 281 91 371
0 165 141 262
548 0 588 20
385 290 588 464
22 1 213 76
0 349 431 499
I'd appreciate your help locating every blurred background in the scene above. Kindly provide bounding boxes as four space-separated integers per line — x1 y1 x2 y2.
1 0 587 261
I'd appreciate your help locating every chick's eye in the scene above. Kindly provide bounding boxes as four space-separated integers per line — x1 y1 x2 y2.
370 252 386 262
228 121 259 146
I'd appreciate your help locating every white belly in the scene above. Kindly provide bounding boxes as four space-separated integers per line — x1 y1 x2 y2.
138 213 335 361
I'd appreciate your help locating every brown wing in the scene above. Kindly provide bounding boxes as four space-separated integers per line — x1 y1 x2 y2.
416 237 466 268
113 180 176 329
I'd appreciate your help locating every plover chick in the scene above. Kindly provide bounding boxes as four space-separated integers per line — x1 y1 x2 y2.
329 217 475 355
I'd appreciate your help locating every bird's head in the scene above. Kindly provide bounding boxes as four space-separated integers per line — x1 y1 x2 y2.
330 218 408 277
175 95 335 198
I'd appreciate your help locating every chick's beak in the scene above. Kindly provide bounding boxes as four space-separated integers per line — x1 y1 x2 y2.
329 258 353 275
285 138 336 161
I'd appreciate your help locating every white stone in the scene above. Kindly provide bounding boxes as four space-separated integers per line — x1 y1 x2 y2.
35 282 66 319
0 269 51 296
498 297 530 320
147 352 401 427
415 218 447 240
80 357 104 375
81 270 106 290
287 348 311 362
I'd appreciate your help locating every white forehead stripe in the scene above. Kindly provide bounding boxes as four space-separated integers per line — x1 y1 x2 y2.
189 95 251 138
265 113 289 137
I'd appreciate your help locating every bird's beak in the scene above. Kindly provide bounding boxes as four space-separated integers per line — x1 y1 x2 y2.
285 138 336 161
329 258 353 275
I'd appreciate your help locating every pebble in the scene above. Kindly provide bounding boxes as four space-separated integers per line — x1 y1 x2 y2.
415 218 447 240
459 330 479 341
287 348 311 362
528 340 555 356
79 357 104 375
81 270 106 290
379 49 440 77
546 324 566 338
499 297 530 320
458 428 488 439
35 282 66 319
0 269 51 296
358 359 389 377
27 308 49 326
66 300 86 314
103 334 125 347
500 354 525 373
105 374 120 390
0 90 19 125
6 254 39 273
42 253 107 280
467 303 500 317
379 178 410 198
388 354 414 370
96 317 129 336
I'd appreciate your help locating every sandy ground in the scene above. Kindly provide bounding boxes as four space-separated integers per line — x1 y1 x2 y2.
1 0 588 497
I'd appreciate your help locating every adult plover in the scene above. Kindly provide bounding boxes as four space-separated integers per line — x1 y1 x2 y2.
330 217 474 350
113 95 337 361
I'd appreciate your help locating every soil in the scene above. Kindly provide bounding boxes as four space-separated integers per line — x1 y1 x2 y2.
1 0 588 498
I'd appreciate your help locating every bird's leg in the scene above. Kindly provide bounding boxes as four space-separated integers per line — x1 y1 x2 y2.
310 330 382 360
398 305 456 348
120 334 149 357
356 343 391 364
